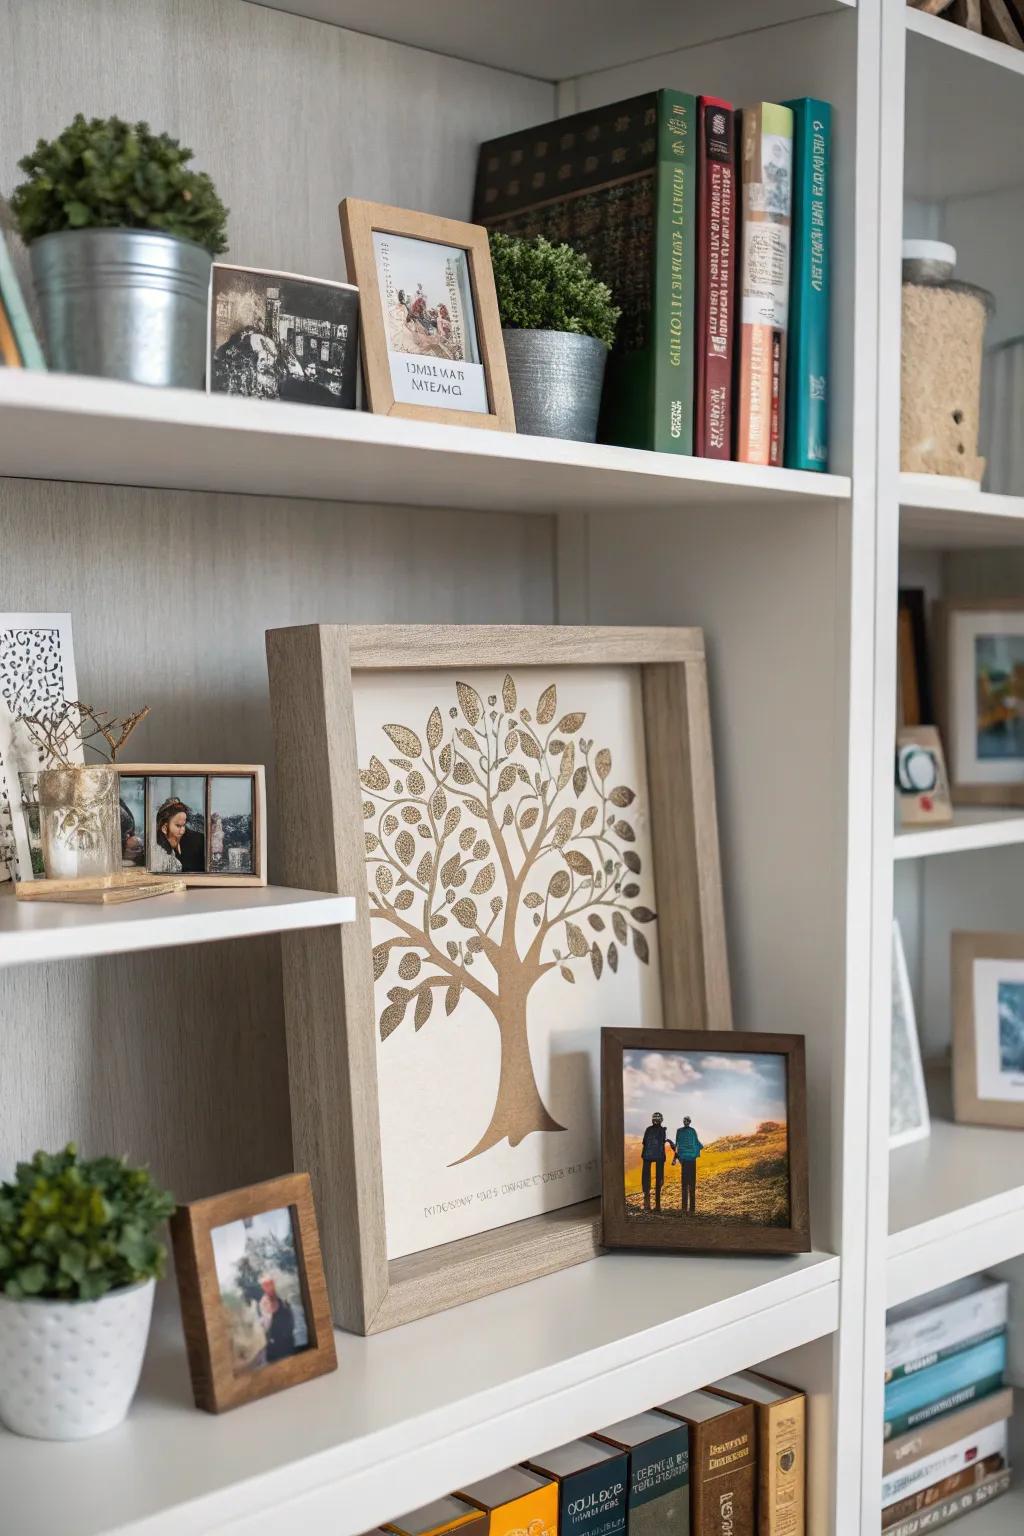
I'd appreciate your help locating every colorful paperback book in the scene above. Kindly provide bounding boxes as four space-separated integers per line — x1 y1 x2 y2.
881 1451 1006 1531
736 103 793 466
0 227 46 369
885 1277 1009 1382
659 1387 755 1536
782 98 830 471
595 1408 691 1535
881 1418 1008 1509
457 1467 557 1536
884 1333 1006 1438
882 1387 1013 1478
884 1466 1012 1536
474 89 697 454
694 97 737 459
525 1436 629 1536
711 1370 805 1536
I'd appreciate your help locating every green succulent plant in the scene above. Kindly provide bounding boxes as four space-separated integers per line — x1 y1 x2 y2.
489 232 620 350
0 1144 175 1302
11 114 229 254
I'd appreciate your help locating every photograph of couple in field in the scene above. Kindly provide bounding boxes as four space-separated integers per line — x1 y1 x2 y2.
623 1047 792 1227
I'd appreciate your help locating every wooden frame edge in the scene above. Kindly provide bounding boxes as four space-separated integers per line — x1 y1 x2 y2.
116 762 266 887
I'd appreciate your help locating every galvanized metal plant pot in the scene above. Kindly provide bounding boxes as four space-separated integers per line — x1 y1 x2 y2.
30 228 213 388
501 328 608 442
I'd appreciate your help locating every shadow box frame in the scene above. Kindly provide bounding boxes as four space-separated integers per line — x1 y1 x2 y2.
952 930 1024 1129
266 624 732 1334
935 597 1024 807
339 197 515 433
600 1027 810 1255
116 762 267 887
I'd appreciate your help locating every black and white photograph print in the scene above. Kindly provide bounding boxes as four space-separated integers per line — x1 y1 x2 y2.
119 774 146 867
208 774 254 875
210 1207 310 1377
149 774 206 875
208 263 359 408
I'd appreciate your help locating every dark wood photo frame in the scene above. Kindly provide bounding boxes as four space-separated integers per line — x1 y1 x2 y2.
266 624 732 1333
170 1173 337 1413
600 1028 810 1254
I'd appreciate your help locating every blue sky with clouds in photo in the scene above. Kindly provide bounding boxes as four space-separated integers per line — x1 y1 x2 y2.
623 1049 788 1142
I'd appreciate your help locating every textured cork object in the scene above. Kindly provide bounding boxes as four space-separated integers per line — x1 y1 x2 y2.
902 279 988 476
901 283 988 478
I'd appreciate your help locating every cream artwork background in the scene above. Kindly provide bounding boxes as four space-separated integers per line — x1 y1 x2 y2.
353 665 663 1259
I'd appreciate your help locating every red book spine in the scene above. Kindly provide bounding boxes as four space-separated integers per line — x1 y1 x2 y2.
695 98 737 459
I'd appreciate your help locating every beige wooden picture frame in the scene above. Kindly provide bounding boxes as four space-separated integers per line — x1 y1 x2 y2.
116 763 266 887
339 198 515 431
952 930 1024 1129
266 625 732 1334
936 598 1024 807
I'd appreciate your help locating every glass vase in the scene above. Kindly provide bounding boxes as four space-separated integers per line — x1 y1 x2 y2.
37 766 121 881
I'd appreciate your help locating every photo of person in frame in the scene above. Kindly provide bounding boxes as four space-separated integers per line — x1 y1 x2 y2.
149 775 206 875
210 1206 310 1377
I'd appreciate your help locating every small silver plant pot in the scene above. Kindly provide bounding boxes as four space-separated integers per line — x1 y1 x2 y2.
30 228 213 388
501 328 608 442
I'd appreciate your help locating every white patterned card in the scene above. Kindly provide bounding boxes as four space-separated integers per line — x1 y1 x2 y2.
0 615 80 880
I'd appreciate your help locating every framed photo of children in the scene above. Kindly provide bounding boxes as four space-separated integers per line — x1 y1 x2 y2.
952 931 1024 1129
170 1173 337 1413
116 764 265 886
600 1029 810 1254
339 199 515 431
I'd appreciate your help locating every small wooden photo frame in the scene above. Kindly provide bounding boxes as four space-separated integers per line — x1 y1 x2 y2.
339 198 515 431
936 598 1024 806
170 1173 337 1413
952 931 1024 1129
116 764 266 886
601 1028 810 1254
266 624 732 1333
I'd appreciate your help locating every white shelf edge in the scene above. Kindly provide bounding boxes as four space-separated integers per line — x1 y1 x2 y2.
906 4 1024 82
893 809 1024 860
899 476 1024 521
59 1254 840 1536
887 1187 1024 1309
0 886 356 966
0 370 851 514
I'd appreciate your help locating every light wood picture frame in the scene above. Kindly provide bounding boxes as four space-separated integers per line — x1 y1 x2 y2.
600 1027 810 1255
266 624 732 1333
339 198 515 432
170 1173 337 1414
116 763 266 886
952 931 1024 1128
936 598 1024 806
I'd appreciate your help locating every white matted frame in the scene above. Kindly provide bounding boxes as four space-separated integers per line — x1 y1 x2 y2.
937 598 1024 806
266 624 732 1333
889 920 929 1149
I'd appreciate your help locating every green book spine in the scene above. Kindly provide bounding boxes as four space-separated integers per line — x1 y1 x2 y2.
652 90 696 454
783 99 830 470
887 1324 1007 1383
883 1374 1005 1440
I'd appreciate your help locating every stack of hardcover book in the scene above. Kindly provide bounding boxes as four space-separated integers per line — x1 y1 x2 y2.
475 91 830 470
882 1276 1013 1535
365 1368 807 1536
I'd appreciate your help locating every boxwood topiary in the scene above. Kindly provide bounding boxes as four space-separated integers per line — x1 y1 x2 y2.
11 115 229 255
0 1144 175 1302
489 232 620 350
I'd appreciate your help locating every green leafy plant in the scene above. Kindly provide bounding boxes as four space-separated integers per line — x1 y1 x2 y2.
488 232 620 349
11 115 229 254
0 1145 174 1301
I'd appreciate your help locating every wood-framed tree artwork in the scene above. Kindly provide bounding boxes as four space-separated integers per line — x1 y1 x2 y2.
266 625 732 1333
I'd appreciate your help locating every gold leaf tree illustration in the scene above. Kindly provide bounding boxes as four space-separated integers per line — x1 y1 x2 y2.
362 674 656 1164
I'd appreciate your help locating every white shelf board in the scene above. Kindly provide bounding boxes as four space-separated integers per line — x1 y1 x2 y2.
905 8 1024 199
244 0 855 80
0 884 355 966
1 1248 839 1536
0 370 850 514
894 807 1024 860
888 1118 1024 1307
901 476 1024 548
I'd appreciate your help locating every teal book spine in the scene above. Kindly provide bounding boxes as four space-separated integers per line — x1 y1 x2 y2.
652 90 696 454
0 229 47 370
887 1323 1007 1383
782 98 829 471
883 1333 1006 1437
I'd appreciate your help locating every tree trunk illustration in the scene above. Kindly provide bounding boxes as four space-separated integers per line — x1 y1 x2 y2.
451 989 565 1164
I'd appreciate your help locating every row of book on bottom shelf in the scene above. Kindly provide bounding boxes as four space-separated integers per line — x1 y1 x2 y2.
364 1369 804 1536
883 1275 1015 1535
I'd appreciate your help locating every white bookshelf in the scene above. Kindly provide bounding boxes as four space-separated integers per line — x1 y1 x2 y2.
2 2 1024 1534
0 885 355 966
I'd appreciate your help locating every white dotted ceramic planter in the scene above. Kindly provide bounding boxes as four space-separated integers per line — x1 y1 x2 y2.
0 1276 155 1440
